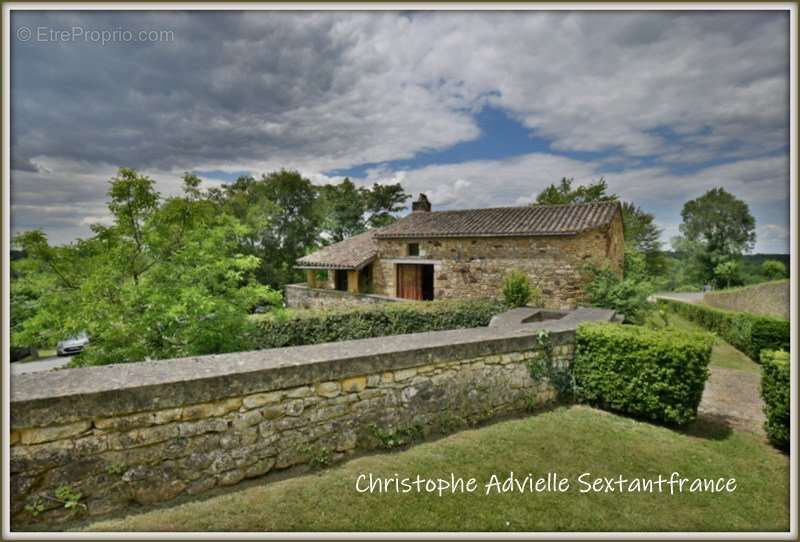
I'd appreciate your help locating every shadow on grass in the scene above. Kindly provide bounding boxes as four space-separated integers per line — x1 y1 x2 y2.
681 413 734 441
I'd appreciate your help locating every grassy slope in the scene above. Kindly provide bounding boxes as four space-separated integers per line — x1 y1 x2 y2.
84 406 788 533
664 314 760 374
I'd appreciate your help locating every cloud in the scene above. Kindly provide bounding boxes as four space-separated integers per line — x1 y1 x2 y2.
9 10 790 253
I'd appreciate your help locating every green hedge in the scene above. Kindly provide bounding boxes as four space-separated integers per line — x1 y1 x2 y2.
574 322 713 426
252 299 507 348
760 350 790 450
657 299 789 361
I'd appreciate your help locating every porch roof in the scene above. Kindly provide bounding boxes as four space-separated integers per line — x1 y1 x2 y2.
295 229 378 270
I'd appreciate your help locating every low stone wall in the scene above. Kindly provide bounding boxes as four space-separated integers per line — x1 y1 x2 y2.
285 283 405 310
10 308 615 528
703 280 789 320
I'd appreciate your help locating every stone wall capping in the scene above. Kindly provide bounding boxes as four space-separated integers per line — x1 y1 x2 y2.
11 307 615 430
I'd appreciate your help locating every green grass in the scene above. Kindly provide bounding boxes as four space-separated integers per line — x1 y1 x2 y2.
83 406 788 533
648 312 760 374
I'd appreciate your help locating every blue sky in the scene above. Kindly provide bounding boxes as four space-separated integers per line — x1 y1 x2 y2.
10 10 791 252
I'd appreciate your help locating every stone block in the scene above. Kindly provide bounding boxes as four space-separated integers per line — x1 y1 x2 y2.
394 368 417 382
243 391 283 409
153 407 184 425
181 398 242 421
20 421 91 445
108 423 180 450
315 381 341 398
232 410 263 431
286 386 313 399
341 376 367 393
95 412 155 431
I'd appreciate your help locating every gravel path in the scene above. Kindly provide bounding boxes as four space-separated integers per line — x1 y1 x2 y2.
698 366 766 436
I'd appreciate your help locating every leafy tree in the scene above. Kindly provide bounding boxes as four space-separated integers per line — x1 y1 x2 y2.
677 187 756 285
363 182 410 228
12 168 281 365
621 202 666 276
713 259 740 289
535 177 617 205
761 259 787 280
317 178 367 242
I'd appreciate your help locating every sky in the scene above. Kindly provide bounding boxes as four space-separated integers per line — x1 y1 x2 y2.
10 10 791 253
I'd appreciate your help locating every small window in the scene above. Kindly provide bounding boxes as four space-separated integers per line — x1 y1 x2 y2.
407 243 420 256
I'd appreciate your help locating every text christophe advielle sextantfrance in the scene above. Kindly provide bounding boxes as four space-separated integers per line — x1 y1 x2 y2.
354 472 737 496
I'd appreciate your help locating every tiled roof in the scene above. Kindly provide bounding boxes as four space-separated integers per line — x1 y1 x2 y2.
295 229 379 270
374 201 621 239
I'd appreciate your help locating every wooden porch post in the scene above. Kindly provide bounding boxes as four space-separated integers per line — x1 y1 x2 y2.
347 270 359 293
305 269 317 289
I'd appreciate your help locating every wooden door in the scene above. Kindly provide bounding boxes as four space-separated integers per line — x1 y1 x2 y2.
397 264 422 300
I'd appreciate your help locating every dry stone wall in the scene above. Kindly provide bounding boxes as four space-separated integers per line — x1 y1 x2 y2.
703 280 789 320
285 283 404 310
9 314 600 529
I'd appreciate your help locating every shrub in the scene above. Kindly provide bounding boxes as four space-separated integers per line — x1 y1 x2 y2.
252 299 507 348
574 322 713 426
760 350 790 450
502 270 537 308
657 299 789 361
583 264 653 323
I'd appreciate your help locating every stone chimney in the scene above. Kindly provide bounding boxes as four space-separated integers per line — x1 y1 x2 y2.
412 193 432 212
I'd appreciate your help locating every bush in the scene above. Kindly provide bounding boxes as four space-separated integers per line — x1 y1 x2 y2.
574 322 713 426
760 350 790 450
502 270 538 308
584 264 653 323
252 299 507 348
657 299 789 361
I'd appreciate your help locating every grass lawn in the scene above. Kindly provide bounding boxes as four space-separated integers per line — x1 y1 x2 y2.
83 406 788 533
653 313 760 374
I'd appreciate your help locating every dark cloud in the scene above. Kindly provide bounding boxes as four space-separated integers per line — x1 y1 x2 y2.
9 10 790 252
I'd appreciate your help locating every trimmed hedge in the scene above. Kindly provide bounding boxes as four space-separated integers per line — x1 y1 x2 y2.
251 299 507 348
760 350 790 450
657 298 789 361
574 322 713 426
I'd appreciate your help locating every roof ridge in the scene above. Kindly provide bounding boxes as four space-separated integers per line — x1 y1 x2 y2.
419 200 620 215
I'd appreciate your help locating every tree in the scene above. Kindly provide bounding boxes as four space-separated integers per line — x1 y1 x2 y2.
12 169 281 365
677 187 756 285
535 177 617 205
363 182 410 228
317 178 367 242
713 259 740 289
621 202 666 276
761 260 787 280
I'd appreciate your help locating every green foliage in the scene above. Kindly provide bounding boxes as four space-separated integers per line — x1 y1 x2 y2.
535 177 617 205
760 350 790 450
24 498 46 517
761 260 787 280
657 299 790 361
55 485 84 510
502 269 539 308
713 259 740 289
675 187 756 286
368 423 424 449
621 201 666 276
528 329 574 399
583 257 654 323
12 169 282 366
251 299 507 348
574 322 713 426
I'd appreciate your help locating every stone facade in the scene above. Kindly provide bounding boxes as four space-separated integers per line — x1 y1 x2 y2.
9 307 617 529
373 213 624 309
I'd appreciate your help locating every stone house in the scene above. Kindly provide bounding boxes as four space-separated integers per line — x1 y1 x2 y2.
293 195 624 309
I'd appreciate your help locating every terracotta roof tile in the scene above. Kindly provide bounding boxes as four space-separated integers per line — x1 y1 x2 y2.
374 201 621 239
296 229 379 270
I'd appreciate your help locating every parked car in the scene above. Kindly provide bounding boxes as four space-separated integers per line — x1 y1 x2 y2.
56 332 89 356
